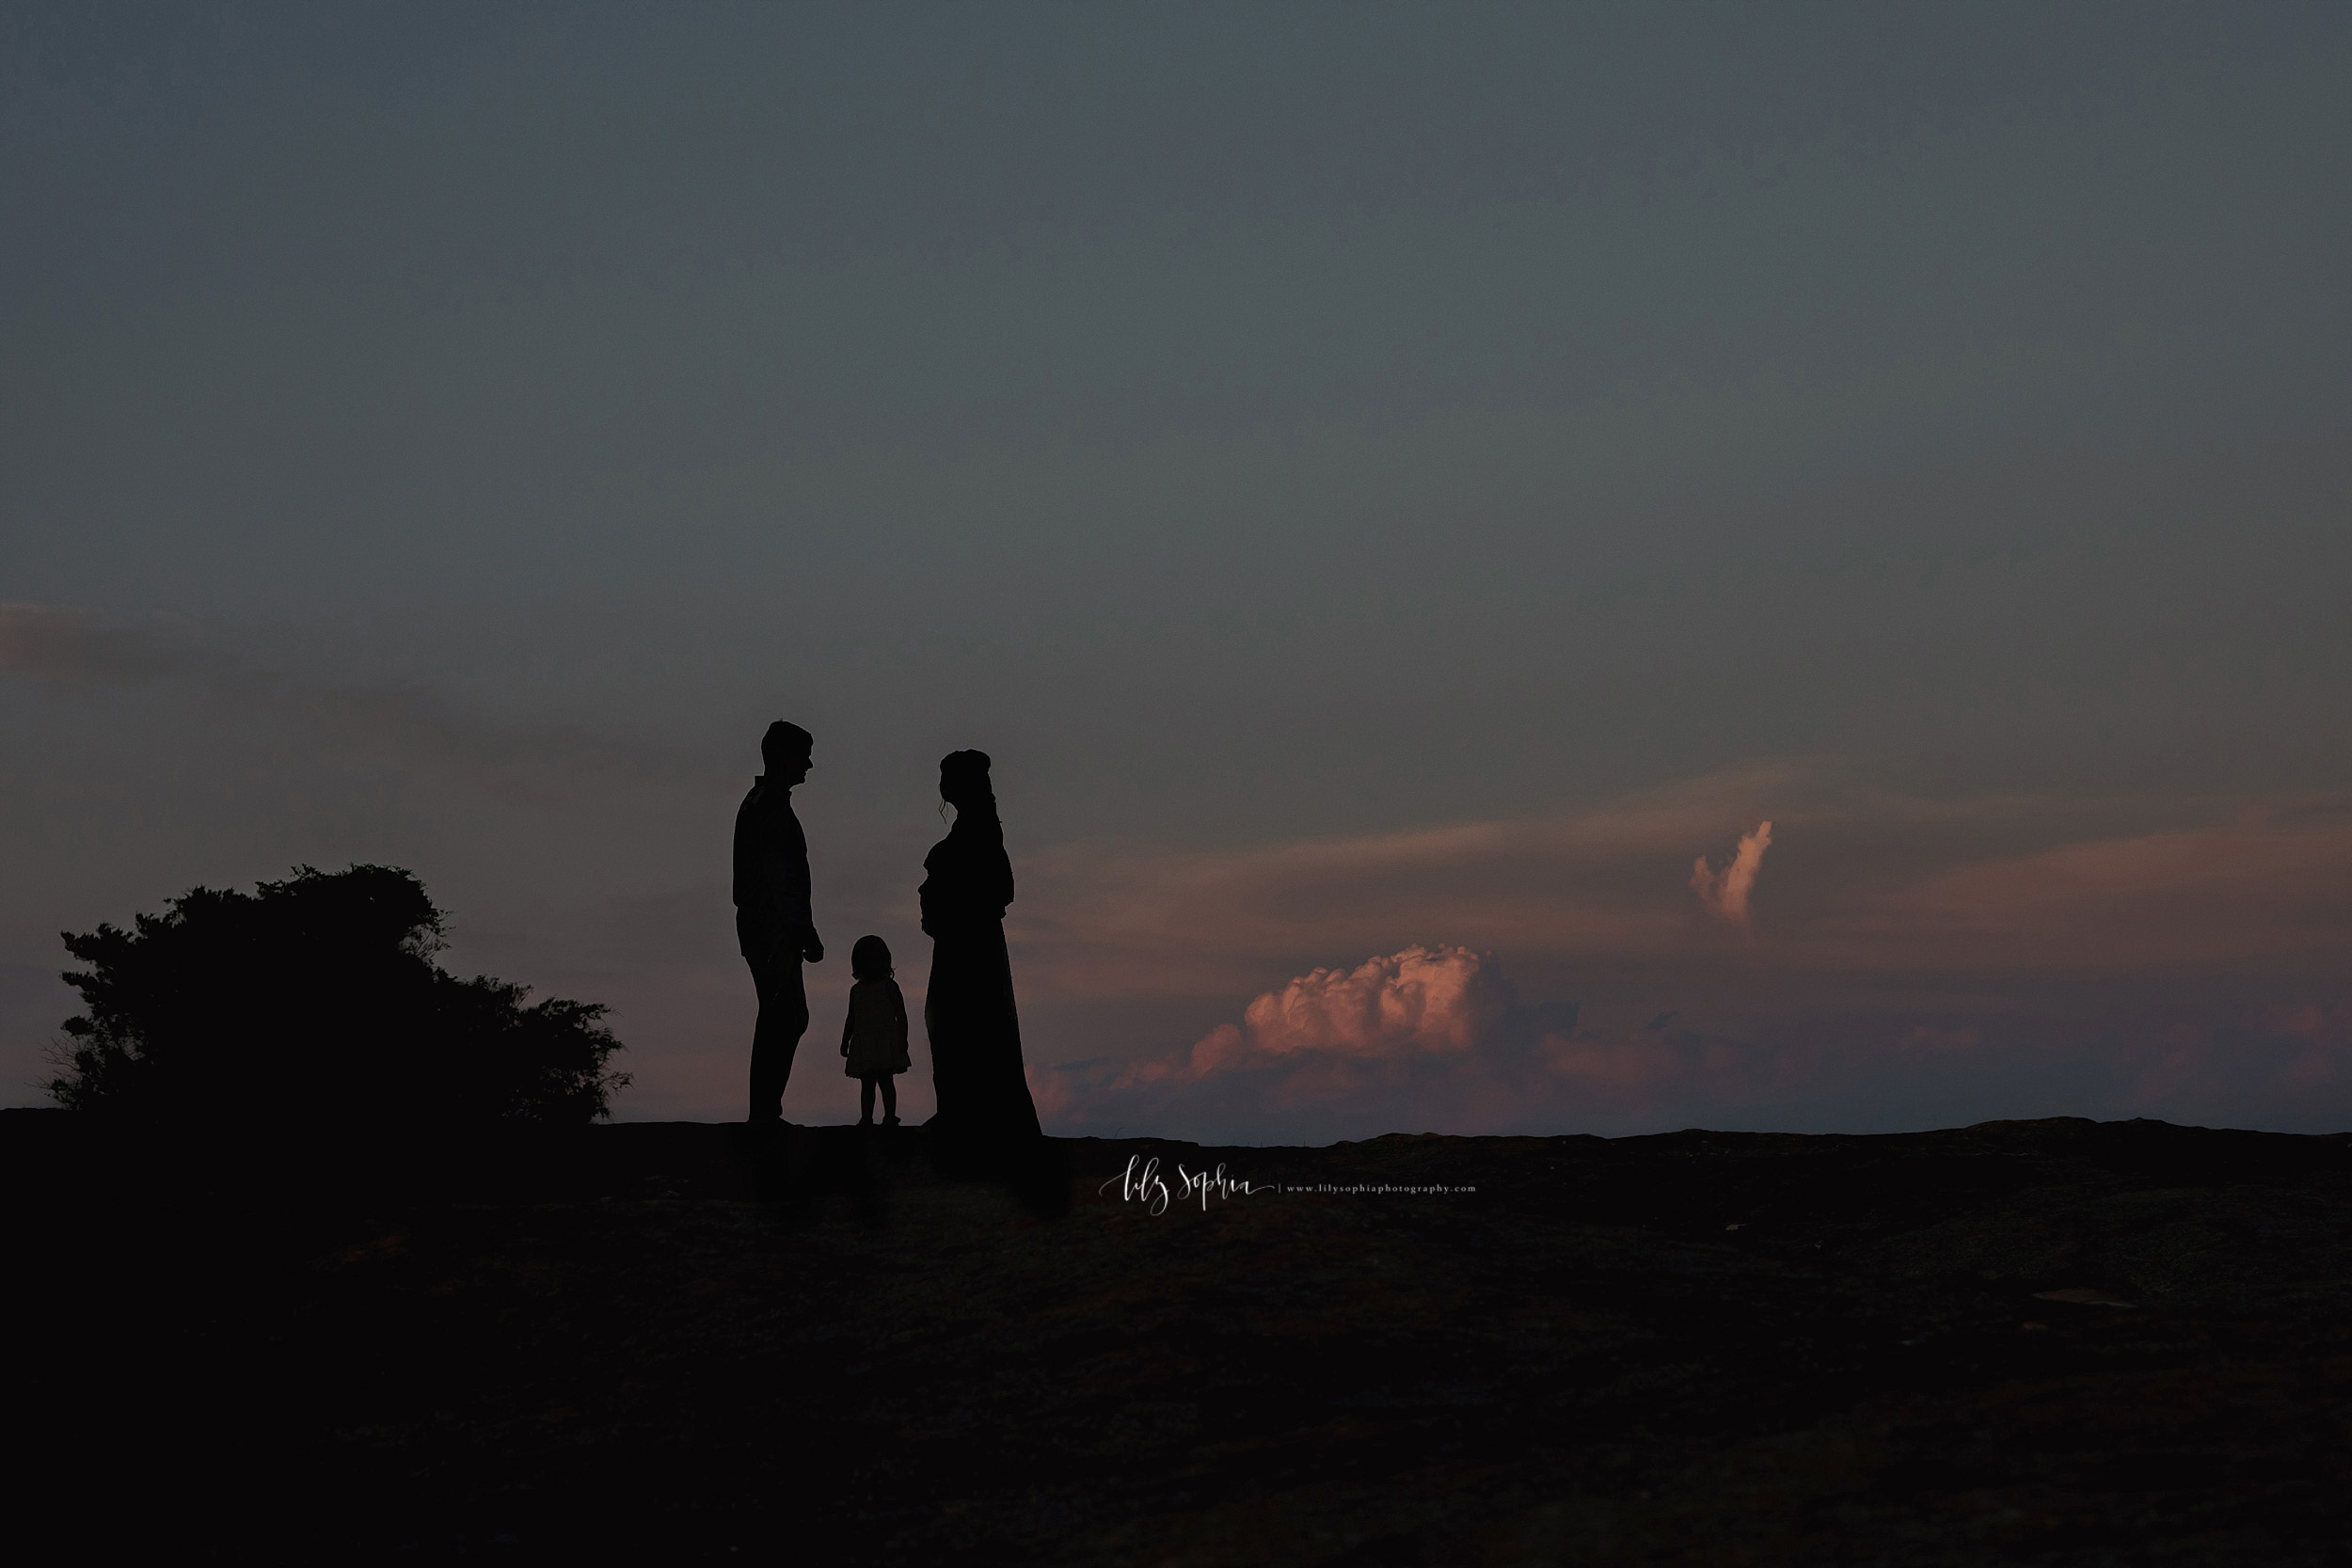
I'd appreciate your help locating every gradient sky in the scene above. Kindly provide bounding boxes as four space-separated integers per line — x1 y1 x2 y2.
7 3 2350 1137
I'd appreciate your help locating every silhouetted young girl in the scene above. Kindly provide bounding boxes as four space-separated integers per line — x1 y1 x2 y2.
840 934 911 1126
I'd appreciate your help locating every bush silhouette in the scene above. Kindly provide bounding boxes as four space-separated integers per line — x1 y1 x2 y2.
49 864 628 1128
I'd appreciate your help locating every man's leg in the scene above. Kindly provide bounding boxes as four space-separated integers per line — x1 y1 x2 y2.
746 955 808 1121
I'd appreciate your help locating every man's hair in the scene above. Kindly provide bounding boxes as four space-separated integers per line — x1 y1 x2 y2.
761 721 814 768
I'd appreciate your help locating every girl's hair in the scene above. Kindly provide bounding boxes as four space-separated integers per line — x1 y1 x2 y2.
850 934 893 980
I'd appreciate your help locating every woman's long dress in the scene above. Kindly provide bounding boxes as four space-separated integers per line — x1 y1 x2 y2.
919 802 1042 1158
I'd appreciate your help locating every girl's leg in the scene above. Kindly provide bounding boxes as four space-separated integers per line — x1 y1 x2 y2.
880 1075 898 1122
859 1076 876 1123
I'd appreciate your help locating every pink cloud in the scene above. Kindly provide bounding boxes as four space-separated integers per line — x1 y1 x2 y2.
1110 944 1503 1091
1030 945 1560 1138
1240 944 1500 1057
1691 819 1772 925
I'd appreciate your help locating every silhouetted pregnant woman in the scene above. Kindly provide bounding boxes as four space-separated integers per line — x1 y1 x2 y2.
919 749 1042 1168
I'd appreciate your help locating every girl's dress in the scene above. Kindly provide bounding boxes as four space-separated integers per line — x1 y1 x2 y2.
841 978 911 1077
918 797 1042 1153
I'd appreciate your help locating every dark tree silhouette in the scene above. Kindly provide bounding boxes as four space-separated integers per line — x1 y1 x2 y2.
48 864 628 1127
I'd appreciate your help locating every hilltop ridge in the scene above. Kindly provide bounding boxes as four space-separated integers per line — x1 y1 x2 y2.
11 1112 2351 1563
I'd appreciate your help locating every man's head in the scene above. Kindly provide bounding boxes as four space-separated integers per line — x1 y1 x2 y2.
761 721 814 785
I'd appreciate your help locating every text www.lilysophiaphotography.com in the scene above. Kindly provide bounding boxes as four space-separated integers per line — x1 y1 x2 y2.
1100 1156 1476 1215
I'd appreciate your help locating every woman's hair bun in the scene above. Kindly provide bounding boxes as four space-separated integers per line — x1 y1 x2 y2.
939 749 993 784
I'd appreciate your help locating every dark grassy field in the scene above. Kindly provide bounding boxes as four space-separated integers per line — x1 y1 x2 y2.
10 1109 2351 1563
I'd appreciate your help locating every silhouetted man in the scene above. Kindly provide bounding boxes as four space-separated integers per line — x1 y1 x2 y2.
735 721 823 1122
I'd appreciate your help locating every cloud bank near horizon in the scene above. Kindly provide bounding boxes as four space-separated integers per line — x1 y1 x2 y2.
1013 776 2352 1140
1030 940 2352 1146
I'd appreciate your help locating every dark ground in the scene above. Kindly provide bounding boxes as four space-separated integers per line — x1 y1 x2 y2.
9 1109 2352 1564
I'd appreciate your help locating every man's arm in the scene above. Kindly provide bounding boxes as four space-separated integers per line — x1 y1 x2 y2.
781 800 822 962
730 790 757 915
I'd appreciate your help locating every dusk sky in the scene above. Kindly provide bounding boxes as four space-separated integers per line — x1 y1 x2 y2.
7 3 2350 1139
